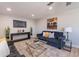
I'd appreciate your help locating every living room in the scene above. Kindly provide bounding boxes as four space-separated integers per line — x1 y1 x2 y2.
0 2 79 57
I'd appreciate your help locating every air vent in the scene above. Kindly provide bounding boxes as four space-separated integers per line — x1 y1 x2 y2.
66 2 72 6
47 2 54 6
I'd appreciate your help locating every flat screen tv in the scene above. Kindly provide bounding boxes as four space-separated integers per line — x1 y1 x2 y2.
13 20 26 28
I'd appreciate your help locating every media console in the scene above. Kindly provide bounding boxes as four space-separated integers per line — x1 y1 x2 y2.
11 32 30 41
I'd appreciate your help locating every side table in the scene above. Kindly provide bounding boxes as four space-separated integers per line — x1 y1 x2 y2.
63 40 72 52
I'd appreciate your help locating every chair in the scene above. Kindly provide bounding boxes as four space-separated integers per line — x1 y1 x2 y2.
0 37 10 57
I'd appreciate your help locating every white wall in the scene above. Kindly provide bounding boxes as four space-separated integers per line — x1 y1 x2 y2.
35 18 47 34
0 15 35 38
55 8 79 48
36 8 79 48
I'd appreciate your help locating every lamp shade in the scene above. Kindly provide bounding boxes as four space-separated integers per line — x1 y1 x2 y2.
65 27 72 32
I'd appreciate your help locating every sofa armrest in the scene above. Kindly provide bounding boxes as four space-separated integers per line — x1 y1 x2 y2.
37 33 42 38
57 36 66 49
58 36 65 40
37 33 42 37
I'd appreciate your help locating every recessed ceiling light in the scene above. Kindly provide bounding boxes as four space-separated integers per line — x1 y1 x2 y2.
32 14 35 17
6 8 12 11
49 6 53 10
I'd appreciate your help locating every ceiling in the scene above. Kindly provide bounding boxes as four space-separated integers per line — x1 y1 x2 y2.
0 2 55 20
0 2 79 20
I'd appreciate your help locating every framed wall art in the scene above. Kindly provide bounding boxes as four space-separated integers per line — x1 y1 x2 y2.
47 17 57 29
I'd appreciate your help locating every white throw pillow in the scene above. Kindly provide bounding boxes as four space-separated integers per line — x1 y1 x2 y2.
49 33 54 38
43 32 45 37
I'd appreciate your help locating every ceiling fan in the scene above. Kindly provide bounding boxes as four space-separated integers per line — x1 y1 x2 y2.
47 2 72 6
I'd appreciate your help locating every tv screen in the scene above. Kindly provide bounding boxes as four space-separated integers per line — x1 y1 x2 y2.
13 20 26 28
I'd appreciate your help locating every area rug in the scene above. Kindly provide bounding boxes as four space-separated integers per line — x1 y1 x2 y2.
14 39 47 57
7 43 25 57
14 39 74 57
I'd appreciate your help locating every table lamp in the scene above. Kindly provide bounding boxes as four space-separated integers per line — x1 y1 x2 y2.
65 27 72 41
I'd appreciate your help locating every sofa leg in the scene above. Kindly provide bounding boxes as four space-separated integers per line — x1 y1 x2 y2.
58 48 61 49
58 47 61 49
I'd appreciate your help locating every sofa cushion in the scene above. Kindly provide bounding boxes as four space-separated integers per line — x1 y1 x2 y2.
54 32 63 39
48 38 57 43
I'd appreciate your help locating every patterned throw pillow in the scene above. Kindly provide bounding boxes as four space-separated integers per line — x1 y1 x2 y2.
43 32 49 38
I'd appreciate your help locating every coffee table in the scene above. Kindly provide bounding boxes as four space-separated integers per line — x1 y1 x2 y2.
25 40 47 57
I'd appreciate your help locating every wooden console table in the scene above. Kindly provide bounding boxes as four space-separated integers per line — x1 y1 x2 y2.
11 32 30 42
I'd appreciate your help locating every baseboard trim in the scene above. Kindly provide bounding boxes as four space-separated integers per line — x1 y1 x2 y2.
72 44 79 48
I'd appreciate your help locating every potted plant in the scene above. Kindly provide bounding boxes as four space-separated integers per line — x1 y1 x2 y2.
5 27 10 39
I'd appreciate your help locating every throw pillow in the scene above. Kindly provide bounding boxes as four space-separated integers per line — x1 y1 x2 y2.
49 32 54 38
43 32 49 38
